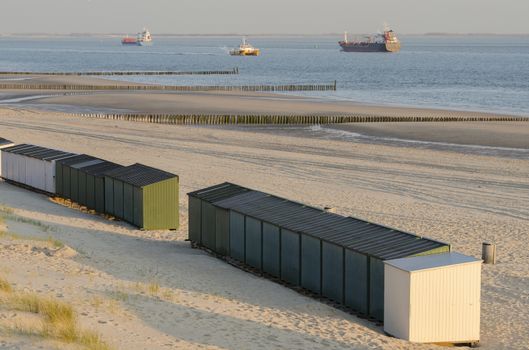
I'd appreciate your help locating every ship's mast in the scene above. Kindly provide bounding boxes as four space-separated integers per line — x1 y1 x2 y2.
344 31 348 44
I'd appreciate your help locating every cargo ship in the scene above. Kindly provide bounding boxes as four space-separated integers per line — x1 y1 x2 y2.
339 27 400 52
229 37 260 56
121 37 137 45
121 28 153 46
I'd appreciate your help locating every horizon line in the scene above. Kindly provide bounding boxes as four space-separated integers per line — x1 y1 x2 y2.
1 32 529 37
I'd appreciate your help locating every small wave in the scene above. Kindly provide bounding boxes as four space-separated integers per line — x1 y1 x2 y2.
174 52 223 56
309 124 363 138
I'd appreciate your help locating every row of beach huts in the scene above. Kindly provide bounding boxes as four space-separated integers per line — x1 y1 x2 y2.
0 137 481 346
0 138 179 230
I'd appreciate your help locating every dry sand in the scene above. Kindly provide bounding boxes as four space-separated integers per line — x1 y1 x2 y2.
0 107 528 349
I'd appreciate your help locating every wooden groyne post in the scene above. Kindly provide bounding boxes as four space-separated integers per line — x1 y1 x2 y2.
71 113 528 126
0 82 337 92
0 68 240 76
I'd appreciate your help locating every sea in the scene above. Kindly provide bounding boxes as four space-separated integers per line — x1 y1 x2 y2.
1 35 529 116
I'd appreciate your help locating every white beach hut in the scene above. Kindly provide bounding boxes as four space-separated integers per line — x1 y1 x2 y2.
1 144 76 193
2 144 34 183
384 252 481 346
0 138 15 178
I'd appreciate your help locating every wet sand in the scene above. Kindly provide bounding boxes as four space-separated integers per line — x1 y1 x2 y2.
0 74 145 86
1 86 527 150
330 122 529 149
35 90 526 118
1 75 524 120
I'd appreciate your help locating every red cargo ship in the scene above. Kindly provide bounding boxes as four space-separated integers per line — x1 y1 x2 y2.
121 37 138 45
121 28 152 46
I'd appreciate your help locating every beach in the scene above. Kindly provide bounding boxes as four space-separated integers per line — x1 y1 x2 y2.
1 105 528 349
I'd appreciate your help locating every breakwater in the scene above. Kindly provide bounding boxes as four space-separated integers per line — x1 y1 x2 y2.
0 82 337 92
72 113 528 125
0 68 239 76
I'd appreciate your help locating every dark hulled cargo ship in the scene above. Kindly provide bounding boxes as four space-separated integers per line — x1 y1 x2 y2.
339 28 400 53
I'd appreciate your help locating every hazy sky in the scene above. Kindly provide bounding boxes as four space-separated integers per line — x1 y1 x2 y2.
1 0 528 35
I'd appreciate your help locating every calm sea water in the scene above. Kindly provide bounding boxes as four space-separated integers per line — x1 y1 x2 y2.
1 35 529 116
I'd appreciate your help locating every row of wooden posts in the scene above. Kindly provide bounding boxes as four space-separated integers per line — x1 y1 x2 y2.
0 68 239 76
0 82 337 92
72 113 528 125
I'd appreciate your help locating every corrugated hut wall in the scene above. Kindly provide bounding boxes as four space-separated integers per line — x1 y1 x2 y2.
188 182 450 321
105 163 179 230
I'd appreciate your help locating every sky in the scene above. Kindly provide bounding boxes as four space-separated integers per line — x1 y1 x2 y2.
1 0 528 35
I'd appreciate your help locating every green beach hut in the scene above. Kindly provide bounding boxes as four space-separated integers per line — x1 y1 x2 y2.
104 163 179 230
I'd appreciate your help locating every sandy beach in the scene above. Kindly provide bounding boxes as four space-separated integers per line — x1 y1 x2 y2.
1 106 528 349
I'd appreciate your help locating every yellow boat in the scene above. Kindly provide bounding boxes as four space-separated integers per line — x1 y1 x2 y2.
229 37 260 56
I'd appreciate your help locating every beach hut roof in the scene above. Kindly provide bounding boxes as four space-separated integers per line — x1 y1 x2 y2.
189 182 449 260
384 252 481 272
188 182 251 203
56 154 99 167
0 138 13 146
71 159 105 170
1 144 35 153
79 160 123 177
104 163 177 187
2 143 75 161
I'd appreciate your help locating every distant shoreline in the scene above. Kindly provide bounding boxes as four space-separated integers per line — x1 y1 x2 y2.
2 33 529 38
